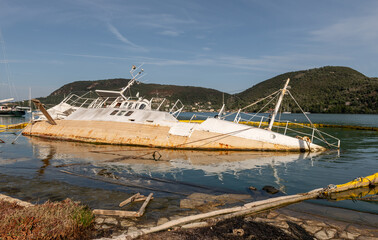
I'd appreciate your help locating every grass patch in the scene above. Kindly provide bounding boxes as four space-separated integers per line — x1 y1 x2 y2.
0 198 94 240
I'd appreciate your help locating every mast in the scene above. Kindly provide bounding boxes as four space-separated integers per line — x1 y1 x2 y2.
29 87 32 112
268 78 290 130
120 64 145 99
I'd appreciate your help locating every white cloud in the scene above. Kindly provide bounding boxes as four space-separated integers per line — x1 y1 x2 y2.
106 23 147 52
310 14 378 46
159 30 181 37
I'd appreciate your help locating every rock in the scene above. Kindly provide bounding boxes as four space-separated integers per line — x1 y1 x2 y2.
104 217 118 225
339 231 360 239
326 228 337 239
270 221 289 229
127 226 138 233
120 219 135 227
262 186 279 194
305 220 328 227
95 217 105 224
302 224 322 234
266 211 279 219
233 228 244 236
101 224 112 229
97 169 119 179
356 237 378 240
314 229 337 240
285 215 301 223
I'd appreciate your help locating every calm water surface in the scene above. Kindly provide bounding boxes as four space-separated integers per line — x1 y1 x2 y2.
0 114 377 219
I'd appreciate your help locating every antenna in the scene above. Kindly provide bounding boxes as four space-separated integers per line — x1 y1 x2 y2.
120 63 147 96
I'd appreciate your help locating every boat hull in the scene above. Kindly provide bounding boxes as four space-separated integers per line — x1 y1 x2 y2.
0 110 25 117
23 120 326 152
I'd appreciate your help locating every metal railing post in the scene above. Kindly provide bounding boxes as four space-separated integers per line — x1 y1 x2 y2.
258 117 264 128
311 128 315 143
284 121 288 135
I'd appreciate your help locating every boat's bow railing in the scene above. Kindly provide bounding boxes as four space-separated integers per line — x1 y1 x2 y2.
236 113 340 149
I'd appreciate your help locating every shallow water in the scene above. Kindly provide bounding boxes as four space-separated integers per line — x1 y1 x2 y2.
0 114 377 220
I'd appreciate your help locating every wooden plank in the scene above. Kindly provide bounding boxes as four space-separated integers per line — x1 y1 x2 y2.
119 193 141 207
137 193 154 217
32 99 57 125
93 209 138 217
134 196 154 202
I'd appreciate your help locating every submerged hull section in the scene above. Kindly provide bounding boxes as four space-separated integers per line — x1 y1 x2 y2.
23 118 326 152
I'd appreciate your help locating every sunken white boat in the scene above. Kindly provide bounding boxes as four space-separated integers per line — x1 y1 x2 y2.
23 65 340 152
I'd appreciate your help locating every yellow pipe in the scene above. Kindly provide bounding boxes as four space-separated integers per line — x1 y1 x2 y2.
0 122 30 129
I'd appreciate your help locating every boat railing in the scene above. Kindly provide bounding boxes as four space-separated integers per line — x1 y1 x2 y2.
169 99 184 118
235 114 340 149
150 97 167 111
62 93 98 109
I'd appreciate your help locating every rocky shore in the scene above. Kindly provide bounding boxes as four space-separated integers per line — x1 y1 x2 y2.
1 192 377 240
94 202 377 240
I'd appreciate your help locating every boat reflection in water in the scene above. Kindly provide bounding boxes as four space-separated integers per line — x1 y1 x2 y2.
28 137 323 194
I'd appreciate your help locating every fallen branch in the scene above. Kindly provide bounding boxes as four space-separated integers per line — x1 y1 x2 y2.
119 193 141 207
137 193 153 217
93 209 139 217
118 193 154 207
93 193 154 218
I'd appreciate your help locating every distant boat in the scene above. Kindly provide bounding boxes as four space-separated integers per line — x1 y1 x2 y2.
0 105 26 117
0 99 26 117
24 65 340 152
283 111 291 114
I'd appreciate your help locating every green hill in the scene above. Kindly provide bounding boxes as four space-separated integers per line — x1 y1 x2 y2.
39 78 229 111
37 66 377 114
233 66 377 113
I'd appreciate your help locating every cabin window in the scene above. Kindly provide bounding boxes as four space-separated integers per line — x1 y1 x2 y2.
146 120 153 123
110 110 119 115
129 119 135 121
117 110 127 116
125 111 134 116
134 103 139 109
139 104 146 109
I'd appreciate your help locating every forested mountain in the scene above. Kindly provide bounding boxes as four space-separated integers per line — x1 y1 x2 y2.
232 66 377 113
38 66 377 113
38 78 230 111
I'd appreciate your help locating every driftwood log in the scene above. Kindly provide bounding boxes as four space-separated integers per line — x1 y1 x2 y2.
93 193 154 218
119 193 154 207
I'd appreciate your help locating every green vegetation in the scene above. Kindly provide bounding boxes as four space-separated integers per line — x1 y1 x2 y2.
38 78 229 111
0 199 94 240
233 66 377 114
36 66 377 113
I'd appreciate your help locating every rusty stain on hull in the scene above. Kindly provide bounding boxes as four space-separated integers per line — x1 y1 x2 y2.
23 120 325 152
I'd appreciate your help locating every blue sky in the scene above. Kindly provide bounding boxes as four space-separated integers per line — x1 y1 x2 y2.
1 0 378 100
